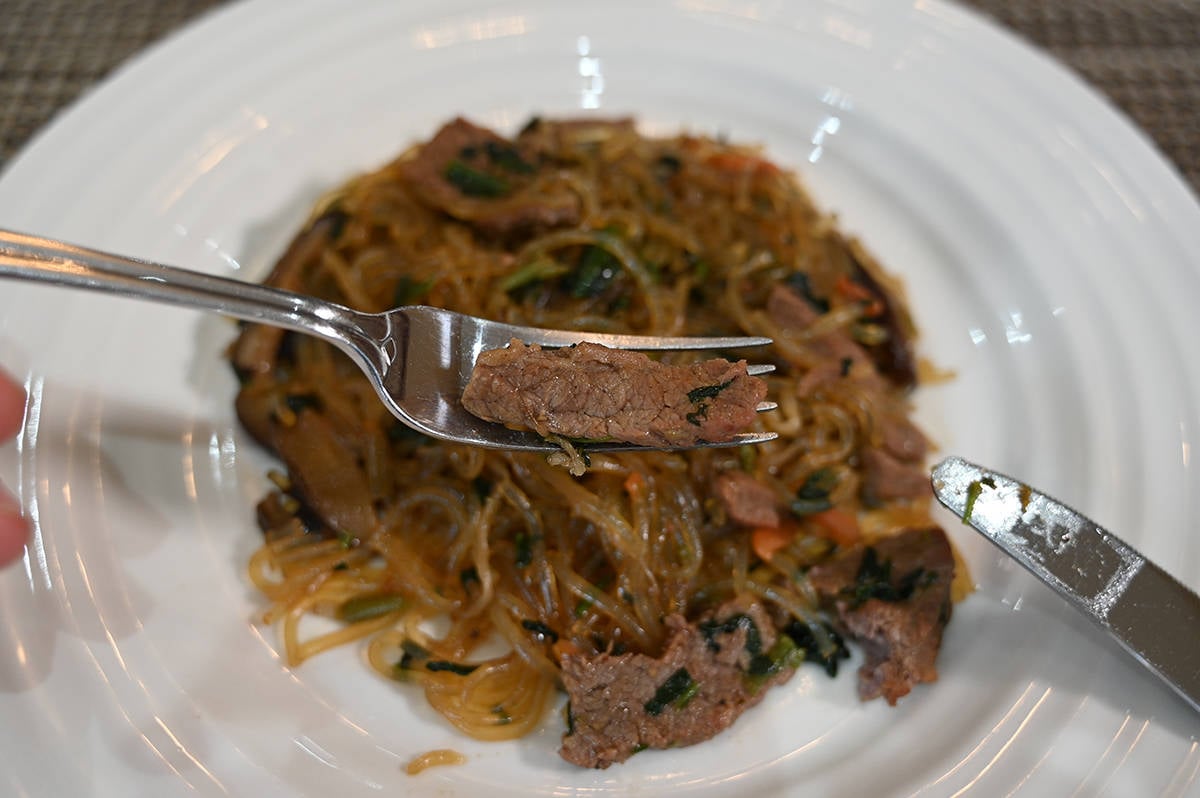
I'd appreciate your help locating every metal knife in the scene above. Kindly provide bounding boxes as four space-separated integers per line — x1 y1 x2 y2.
931 456 1200 715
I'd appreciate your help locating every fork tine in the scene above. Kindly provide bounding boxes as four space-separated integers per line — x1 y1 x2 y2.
581 430 779 453
756 401 778 413
611 334 772 351
483 318 772 351
746 364 775 376
727 432 778 446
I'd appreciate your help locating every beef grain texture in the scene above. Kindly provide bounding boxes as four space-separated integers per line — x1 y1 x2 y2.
461 339 767 447
559 601 793 769
808 527 954 704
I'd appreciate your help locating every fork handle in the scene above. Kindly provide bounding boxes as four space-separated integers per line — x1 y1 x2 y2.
0 228 385 368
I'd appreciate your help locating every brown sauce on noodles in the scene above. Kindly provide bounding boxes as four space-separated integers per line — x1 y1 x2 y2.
234 116 950 758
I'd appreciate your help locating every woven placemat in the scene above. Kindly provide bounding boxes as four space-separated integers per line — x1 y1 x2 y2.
1 0 1197 192
967 0 1200 193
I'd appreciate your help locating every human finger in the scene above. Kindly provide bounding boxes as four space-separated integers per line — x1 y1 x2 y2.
0 369 24 441
0 484 26 567
0 369 28 565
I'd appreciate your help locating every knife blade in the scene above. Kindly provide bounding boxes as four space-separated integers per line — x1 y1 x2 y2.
931 456 1200 715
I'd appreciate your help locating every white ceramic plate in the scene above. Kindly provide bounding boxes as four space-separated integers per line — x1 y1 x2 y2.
2 0 1198 795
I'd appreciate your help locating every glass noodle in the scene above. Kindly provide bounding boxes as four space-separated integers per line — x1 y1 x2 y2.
235 117 938 741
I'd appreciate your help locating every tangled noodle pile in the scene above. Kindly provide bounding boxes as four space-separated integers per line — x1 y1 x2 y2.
231 116 946 750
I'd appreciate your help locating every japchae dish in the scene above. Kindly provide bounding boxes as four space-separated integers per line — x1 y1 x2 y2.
231 116 957 769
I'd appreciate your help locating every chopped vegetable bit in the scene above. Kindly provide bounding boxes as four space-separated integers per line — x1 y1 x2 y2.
644 668 698 716
698 613 762 656
483 140 536 174
425 660 479 676
337 593 405 623
570 244 621 298
395 640 432 675
573 595 596 618
655 153 682 178
514 531 541 568
500 256 569 292
394 275 434 306
444 159 510 197
852 322 889 346
321 206 349 242
672 679 701 709
751 524 795 562
962 476 995 522
790 468 838 515
704 150 780 176
521 618 559 643
835 274 885 318
686 377 735 426
744 633 806 692
784 271 829 313
807 508 860 547
471 476 493 502
782 620 851 677
564 700 575 735
738 444 758 473
1018 482 1032 511
284 393 322 413
552 639 581 661
841 547 936 609
266 469 291 491
686 378 735 405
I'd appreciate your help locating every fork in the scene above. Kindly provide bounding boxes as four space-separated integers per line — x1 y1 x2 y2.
0 229 778 452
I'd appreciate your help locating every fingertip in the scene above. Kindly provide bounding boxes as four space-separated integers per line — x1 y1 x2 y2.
0 369 26 441
0 511 28 568
0 370 27 566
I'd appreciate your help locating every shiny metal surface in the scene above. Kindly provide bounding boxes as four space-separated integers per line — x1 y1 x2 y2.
0 228 777 451
933 456 1200 715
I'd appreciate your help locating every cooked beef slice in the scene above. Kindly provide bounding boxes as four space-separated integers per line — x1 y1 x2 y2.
858 407 930 504
559 602 797 769
860 446 932 504
765 283 928 505
768 257 917 392
807 527 954 705
235 381 380 542
230 210 341 379
714 471 780 528
461 339 767 447
767 284 871 373
877 411 927 462
400 117 580 236
841 237 918 389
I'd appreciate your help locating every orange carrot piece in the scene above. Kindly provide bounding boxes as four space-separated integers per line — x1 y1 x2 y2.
751 523 796 562
834 274 884 317
705 151 780 176
808 508 861 547
552 639 581 661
